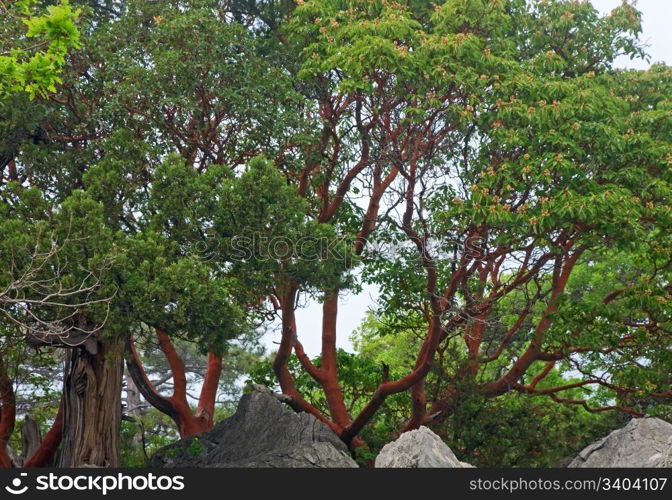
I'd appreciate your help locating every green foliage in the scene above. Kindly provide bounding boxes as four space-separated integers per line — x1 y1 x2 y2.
120 409 178 467
1 0 671 466
3 343 62 457
247 347 410 454
440 389 624 467
186 437 205 458
0 0 81 98
249 314 627 466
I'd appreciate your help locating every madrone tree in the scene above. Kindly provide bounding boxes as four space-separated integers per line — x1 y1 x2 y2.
262 0 672 449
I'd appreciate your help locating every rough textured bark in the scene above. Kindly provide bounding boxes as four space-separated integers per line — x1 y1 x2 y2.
0 356 16 468
125 371 144 418
23 400 64 468
57 335 124 467
19 417 41 465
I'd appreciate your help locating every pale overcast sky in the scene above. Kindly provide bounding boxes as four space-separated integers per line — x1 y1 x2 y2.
592 0 672 69
265 0 672 357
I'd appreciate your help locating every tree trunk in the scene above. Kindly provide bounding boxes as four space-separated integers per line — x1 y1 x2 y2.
19 417 41 465
0 355 16 468
126 332 222 438
57 334 124 467
23 399 64 468
125 371 145 449
125 371 144 418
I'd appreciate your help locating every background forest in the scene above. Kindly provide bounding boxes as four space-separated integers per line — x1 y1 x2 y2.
1 0 671 468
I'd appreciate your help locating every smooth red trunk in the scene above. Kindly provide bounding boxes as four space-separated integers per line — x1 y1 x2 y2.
126 329 224 438
320 292 351 428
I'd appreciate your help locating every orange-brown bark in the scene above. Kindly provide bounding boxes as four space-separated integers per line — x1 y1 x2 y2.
126 328 224 437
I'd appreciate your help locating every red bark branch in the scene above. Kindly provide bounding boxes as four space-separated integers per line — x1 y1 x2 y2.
485 248 584 396
319 292 351 428
482 309 531 363
342 312 445 443
126 333 225 437
23 398 64 468
530 361 556 389
156 328 187 401
272 286 342 435
354 166 400 254
125 337 178 420
549 394 644 417
195 352 222 427
294 340 324 382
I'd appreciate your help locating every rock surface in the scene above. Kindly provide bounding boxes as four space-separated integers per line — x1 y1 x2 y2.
375 426 473 468
150 388 357 468
569 418 672 468
552 456 575 468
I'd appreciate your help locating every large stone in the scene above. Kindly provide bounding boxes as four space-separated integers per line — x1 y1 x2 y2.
150 388 358 468
375 426 473 468
568 418 672 468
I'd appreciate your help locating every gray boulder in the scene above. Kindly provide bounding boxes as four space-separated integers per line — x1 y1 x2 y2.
150 388 357 468
375 426 473 468
569 418 672 468
552 456 575 468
